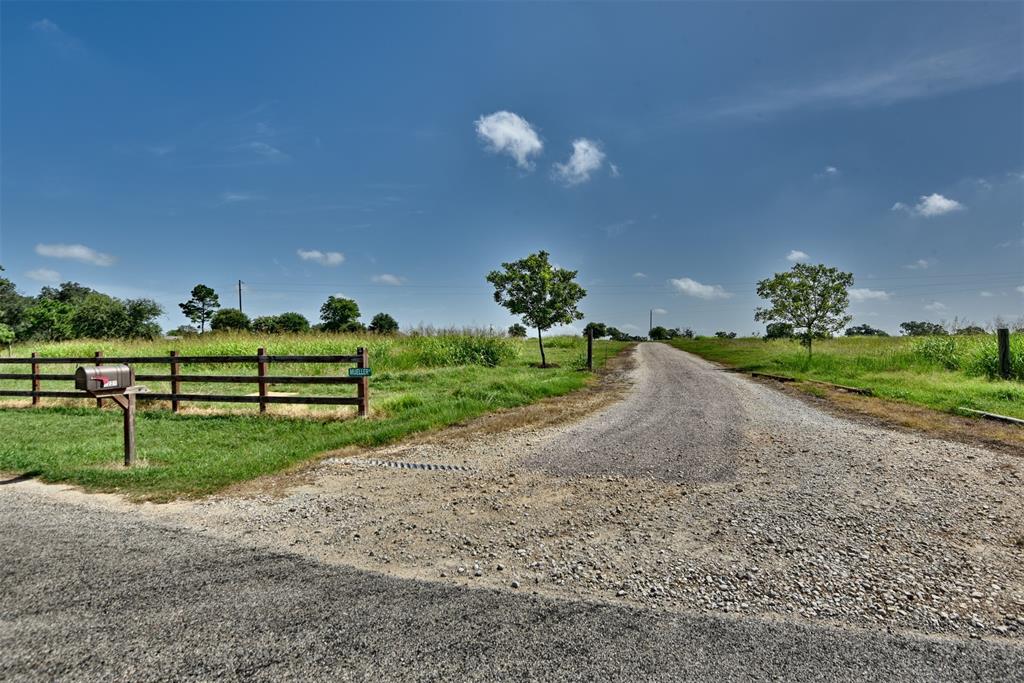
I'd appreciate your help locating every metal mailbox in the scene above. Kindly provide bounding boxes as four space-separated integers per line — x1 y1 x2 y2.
75 365 133 393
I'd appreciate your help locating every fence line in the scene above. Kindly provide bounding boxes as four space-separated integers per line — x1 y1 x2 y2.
0 348 370 416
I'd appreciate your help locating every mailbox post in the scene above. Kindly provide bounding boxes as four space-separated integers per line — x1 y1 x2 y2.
75 365 147 467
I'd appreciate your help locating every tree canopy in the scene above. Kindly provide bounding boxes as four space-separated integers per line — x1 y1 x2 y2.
320 296 363 332
368 312 399 334
211 308 251 332
486 250 586 367
899 321 947 336
845 323 889 337
507 323 528 338
755 263 853 356
179 284 220 334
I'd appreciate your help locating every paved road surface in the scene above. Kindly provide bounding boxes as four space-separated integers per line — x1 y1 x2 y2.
2 487 1021 681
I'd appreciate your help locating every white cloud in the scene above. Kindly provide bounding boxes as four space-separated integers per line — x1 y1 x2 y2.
824 165 839 175
815 166 840 179
35 243 116 266
712 41 1023 118
786 250 809 262
31 18 61 33
904 258 932 270
1017 285 1024 295
26 268 60 284
653 308 667 315
220 191 262 204
893 193 964 217
924 301 947 312
980 291 994 297
849 288 891 302
603 218 635 237
474 111 543 170
297 249 344 266
609 163 621 178
371 273 404 286
632 272 647 279
552 138 606 186
669 277 732 300
241 141 288 161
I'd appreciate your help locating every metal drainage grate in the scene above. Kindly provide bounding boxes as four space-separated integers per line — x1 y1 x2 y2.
327 457 475 473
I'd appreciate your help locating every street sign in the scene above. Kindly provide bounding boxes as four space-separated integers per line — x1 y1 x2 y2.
348 367 372 377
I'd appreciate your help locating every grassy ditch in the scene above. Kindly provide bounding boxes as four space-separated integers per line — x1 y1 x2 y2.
669 335 1024 420
0 333 627 500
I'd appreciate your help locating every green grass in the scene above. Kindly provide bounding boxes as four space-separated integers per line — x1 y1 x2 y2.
0 333 626 500
669 335 1024 420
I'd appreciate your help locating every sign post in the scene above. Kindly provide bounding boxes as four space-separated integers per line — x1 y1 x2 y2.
75 365 148 467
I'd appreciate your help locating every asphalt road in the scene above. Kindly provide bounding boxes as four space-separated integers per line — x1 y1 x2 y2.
3 484 1022 681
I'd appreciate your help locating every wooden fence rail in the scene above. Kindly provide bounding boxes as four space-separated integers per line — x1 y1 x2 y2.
0 348 370 417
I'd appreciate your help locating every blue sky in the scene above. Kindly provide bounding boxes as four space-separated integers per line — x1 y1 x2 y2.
2 2 1022 335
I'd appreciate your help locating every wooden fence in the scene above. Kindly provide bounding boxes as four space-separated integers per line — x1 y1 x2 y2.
0 347 370 417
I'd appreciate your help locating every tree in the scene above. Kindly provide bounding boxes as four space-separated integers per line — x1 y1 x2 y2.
755 263 853 357
320 296 362 332
179 284 220 334
956 325 987 336
211 308 251 332
486 251 586 367
583 322 608 338
0 322 13 354
507 323 528 338
649 325 673 341
167 324 199 337
678 327 695 339
714 330 737 339
21 299 74 341
368 312 399 334
899 321 947 336
251 316 279 333
38 281 96 305
845 324 889 337
0 267 30 336
275 312 310 333
764 322 795 340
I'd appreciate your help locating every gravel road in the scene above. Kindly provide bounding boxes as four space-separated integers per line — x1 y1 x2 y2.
2 486 1022 682
527 342 743 481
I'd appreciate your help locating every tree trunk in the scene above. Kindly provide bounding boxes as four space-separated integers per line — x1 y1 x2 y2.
537 327 547 367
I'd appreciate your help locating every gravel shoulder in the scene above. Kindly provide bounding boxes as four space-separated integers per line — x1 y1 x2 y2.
9 342 1024 646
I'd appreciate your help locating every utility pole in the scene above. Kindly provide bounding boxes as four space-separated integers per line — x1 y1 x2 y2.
649 308 653 337
238 280 244 313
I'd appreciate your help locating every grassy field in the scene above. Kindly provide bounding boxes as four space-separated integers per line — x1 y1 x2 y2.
669 334 1024 420
0 333 627 500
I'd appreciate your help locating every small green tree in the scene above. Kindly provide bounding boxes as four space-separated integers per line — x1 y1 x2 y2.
900 321 947 336
320 296 362 332
211 308 251 332
507 323 528 338
0 322 13 354
486 251 586 367
755 263 853 357
649 325 671 341
845 324 888 337
275 312 310 333
764 322 795 340
166 324 199 337
22 299 74 341
714 330 737 339
582 322 608 338
179 284 220 334
368 312 399 334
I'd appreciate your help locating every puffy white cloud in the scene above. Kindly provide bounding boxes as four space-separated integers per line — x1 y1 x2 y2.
297 249 344 266
924 301 947 312
35 243 115 266
220 191 262 204
371 274 404 286
824 166 839 175
653 308 667 315
26 268 60 283
552 138 606 186
904 258 931 270
1017 285 1024 295
474 111 543 170
980 291 994 297
669 277 732 300
893 193 964 217
786 250 809 262
849 288 891 302
632 272 647 279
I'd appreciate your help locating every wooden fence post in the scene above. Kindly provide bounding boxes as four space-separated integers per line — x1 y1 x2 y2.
357 347 369 418
95 351 104 408
30 352 40 406
257 347 268 413
169 350 180 413
587 328 594 371
124 367 137 467
998 328 1011 380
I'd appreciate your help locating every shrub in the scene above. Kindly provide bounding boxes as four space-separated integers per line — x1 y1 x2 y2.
211 308 250 332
